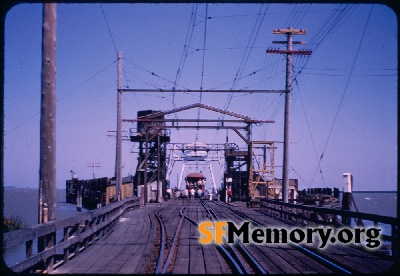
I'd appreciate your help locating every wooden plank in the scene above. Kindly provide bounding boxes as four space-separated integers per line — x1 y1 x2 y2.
202 244 225 274
173 257 189 274
132 210 157 274
258 245 301 274
287 247 334 274
52 206 153 274
189 204 206 274
189 222 206 274
235 202 395 273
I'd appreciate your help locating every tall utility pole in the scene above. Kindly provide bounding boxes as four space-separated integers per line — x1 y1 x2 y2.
115 51 122 201
39 3 57 224
87 162 101 178
267 27 311 203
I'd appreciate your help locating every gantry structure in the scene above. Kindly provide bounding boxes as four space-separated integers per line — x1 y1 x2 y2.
123 102 276 203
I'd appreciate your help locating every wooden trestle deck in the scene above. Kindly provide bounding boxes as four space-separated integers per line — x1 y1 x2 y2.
51 199 396 274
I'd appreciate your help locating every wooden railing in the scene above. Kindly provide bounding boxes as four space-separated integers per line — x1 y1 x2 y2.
259 199 398 257
3 197 139 273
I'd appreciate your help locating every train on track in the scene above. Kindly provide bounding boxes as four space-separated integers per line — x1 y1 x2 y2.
184 172 206 191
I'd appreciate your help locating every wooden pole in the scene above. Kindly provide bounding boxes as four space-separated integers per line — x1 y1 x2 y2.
267 27 311 203
282 31 292 204
39 3 57 224
115 51 122 201
38 3 57 272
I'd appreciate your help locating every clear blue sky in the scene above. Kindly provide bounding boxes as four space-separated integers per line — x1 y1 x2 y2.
3 3 397 191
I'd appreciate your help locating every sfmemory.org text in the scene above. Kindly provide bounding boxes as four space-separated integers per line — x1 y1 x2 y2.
199 221 381 249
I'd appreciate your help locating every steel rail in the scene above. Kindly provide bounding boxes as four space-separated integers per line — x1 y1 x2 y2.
202 200 267 274
180 201 244 274
212 201 353 274
154 208 166 274
200 201 251 274
160 203 189 274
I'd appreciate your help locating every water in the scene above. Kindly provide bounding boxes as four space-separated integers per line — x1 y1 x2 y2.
3 188 89 267
348 191 397 245
3 188 83 227
351 191 397 218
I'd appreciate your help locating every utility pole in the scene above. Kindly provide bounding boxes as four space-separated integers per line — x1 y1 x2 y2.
267 27 311 203
38 3 57 272
115 51 122 201
39 3 57 225
87 162 101 179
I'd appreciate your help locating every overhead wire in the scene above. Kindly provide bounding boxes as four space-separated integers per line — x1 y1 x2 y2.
4 60 117 135
292 71 325 188
221 4 269 116
172 4 199 123
276 4 365 188
100 4 118 53
274 4 358 188
314 5 374 180
100 4 130 88
210 4 269 144
287 4 358 187
100 4 147 176
245 4 354 186
197 3 209 134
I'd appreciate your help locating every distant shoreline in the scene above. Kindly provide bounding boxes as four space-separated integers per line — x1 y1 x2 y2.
3 186 397 193
351 190 397 193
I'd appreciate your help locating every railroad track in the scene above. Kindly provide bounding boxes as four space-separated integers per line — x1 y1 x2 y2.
156 199 336 274
205 200 354 274
198 199 267 274
154 201 189 274
152 199 392 274
153 200 246 274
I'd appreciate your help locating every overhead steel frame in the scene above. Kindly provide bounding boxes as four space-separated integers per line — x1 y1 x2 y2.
249 141 276 199
122 98 277 203
164 143 226 191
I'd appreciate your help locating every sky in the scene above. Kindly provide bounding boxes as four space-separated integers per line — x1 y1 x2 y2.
2 2 398 192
